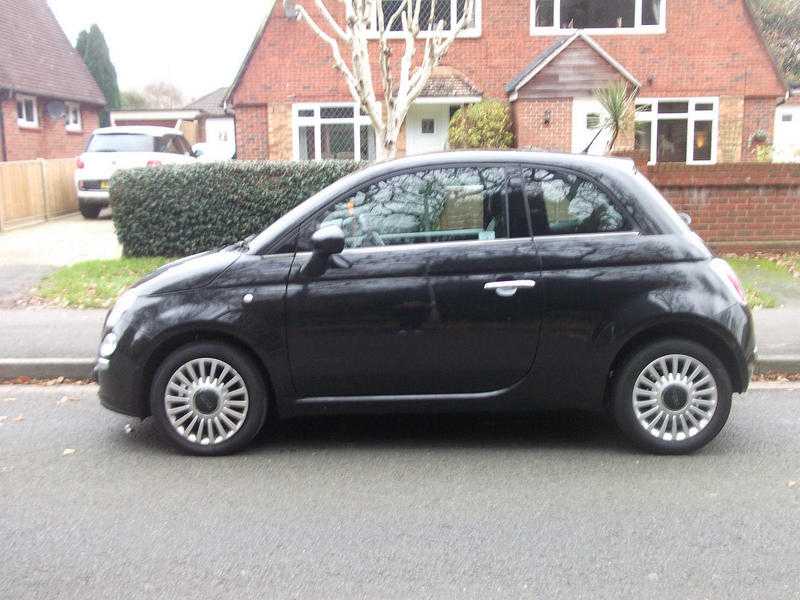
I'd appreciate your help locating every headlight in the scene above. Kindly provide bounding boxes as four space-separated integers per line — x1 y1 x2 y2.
99 332 118 358
106 289 138 329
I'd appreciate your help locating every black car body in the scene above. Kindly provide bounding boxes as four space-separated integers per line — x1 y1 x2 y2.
95 151 756 455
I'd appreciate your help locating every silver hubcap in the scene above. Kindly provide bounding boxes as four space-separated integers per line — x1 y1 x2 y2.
632 354 717 442
164 358 249 446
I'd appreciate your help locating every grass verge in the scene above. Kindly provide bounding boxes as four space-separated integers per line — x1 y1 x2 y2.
36 257 173 309
725 256 787 309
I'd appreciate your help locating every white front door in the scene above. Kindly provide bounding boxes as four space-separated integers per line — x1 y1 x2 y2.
572 98 611 155
406 104 450 155
205 118 236 144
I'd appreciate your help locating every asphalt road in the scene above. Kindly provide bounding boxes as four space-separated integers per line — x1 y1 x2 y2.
2 384 800 599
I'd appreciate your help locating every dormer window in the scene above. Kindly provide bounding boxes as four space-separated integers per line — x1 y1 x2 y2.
532 0 665 34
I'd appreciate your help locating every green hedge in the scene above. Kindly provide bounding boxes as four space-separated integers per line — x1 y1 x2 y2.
111 160 364 257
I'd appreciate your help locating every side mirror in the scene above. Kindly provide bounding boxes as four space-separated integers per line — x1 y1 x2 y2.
679 212 692 226
302 225 345 278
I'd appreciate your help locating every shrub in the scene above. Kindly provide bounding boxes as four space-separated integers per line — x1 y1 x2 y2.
448 100 515 150
111 160 364 257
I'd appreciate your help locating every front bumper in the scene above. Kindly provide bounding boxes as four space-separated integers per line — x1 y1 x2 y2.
95 351 148 418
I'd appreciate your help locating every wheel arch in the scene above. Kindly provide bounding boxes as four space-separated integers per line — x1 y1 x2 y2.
138 326 277 418
604 316 747 406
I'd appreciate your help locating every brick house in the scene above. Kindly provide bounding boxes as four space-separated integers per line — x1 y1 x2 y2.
0 0 106 162
226 0 786 165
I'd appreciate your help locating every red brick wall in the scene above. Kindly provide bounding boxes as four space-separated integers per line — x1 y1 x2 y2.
234 105 269 160
647 163 800 250
1 98 100 161
513 98 572 152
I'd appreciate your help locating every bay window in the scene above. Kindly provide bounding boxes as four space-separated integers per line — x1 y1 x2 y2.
532 0 665 33
293 103 377 161
634 98 718 164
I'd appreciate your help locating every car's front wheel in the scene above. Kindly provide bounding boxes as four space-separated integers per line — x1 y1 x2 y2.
150 342 268 456
612 338 733 454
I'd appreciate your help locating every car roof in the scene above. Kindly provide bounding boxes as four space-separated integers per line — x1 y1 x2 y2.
360 150 637 178
91 125 183 136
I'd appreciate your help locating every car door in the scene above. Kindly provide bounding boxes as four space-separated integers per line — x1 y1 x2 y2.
284 164 543 400
521 165 647 407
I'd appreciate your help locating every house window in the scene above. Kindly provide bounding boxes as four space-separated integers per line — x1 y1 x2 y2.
65 102 82 132
16 95 38 128
782 114 793 123
532 0 665 33
421 119 436 134
371 0 480 37
635 98 719 164
293 103 377 161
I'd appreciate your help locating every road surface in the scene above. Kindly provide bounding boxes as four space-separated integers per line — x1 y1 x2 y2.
2 384 799 599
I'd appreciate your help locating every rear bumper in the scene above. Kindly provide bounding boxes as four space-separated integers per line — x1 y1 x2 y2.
77 191 110 205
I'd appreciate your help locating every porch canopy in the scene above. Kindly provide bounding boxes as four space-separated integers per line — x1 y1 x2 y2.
415 66 483 104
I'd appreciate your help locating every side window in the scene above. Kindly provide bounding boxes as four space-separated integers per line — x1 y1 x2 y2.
522 168 630 236
298 167 531 251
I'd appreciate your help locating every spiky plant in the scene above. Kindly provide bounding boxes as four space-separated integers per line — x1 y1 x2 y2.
584 81 636 154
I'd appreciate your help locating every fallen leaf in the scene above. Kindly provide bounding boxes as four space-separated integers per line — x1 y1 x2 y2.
1 398 15 403
62 448 76 456
124 423 134 434
12 415 24 423
57 396 79 405
789 481 798 488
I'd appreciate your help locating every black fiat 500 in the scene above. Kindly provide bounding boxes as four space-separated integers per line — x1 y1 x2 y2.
95 151 755 455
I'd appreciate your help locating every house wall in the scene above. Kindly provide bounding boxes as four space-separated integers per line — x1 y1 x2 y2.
234 105 270 160
513 98 573 152
230 0 785 160
1 98 100 162
741 97 777 161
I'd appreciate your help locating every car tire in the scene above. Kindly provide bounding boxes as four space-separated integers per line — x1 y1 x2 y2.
79 202 102 219
612 338 733 455
150 341 268 456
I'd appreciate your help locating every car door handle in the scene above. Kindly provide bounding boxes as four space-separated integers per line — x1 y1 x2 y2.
484 280 537 298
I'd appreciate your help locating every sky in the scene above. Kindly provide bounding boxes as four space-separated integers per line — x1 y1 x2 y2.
48 0 274 102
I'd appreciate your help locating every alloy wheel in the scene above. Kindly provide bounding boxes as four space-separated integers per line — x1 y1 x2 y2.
164 357 250 446
631 354 718 442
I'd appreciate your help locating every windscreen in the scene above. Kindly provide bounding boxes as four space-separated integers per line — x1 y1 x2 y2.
86 134 156 153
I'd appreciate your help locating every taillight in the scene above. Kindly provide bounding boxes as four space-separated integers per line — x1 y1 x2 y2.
710 258 747 305
76 157 85 169
147 160 162 168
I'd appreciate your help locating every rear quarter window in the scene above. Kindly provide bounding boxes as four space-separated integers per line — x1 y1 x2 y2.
86 134 155 153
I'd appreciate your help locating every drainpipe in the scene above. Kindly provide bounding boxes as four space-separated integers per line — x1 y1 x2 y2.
0 89 8 162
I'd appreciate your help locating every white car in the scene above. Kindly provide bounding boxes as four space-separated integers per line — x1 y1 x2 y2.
75 126 197 219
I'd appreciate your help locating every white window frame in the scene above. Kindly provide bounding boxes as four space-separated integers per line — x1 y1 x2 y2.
65 102 82 132
530 0 666 36
16 94 38 128
367 0 482 39
292 102 378 161
635 97 719 165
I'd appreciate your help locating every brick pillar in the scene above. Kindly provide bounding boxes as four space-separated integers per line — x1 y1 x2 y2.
718 96 744 163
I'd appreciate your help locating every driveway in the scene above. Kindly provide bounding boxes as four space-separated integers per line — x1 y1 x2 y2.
0 213 120 306
2 383 800 598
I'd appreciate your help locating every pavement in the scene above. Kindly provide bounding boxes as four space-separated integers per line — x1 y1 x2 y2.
0 212 119 307
2 383 800 599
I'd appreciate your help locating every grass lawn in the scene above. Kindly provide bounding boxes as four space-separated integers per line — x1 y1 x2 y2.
725 256 798 309
36 257 173 309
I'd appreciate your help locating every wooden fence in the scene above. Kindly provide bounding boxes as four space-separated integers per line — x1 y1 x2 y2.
0 158 78 231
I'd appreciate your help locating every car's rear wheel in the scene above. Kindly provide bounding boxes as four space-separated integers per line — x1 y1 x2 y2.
150 342 268 456
79 202 102 219
612 338 732 454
